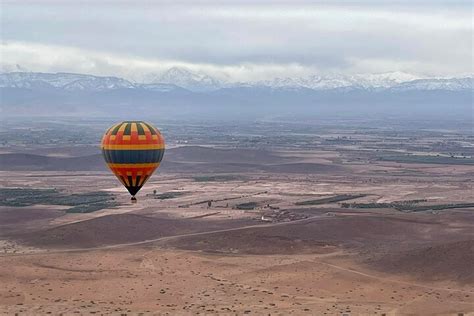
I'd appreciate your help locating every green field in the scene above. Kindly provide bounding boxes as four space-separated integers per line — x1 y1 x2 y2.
341 201 474 212
379 155 474 165
235 202 259 210
193 175 242 182
152 191 188 200
0 188 119 213
295 194 365 206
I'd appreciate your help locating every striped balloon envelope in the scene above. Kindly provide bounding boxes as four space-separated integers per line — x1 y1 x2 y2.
101 121 165 201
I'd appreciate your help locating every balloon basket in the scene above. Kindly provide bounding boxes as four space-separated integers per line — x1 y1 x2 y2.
131 196 137 203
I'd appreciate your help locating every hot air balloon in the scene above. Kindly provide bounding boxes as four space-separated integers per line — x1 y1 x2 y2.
101 121 165 202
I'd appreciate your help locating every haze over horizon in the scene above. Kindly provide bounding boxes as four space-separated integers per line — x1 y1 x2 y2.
1 0 472 82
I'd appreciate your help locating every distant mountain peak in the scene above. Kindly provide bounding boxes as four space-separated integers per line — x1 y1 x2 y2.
162 66 195 77
145 67 222 92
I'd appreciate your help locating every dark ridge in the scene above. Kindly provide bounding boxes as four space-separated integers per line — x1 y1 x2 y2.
0 146 344 174
365 240 474 284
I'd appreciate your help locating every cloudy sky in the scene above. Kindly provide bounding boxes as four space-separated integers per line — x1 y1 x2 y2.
1 0 472 81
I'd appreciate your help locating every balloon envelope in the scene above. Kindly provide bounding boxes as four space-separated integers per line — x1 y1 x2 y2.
101 121 165 197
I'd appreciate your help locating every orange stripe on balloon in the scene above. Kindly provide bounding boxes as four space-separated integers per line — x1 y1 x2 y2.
101 144 164 150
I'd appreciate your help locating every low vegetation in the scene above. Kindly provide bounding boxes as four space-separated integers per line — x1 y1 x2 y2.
235 202 259 210
295 194 365 206
341 201 474 212
151 191 188 200
379 155 474 165
193 175 241 182
0 188 119 213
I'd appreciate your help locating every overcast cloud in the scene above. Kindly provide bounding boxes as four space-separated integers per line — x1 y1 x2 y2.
1 1 472 81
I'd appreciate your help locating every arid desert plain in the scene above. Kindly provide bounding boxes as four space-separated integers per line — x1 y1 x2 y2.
0 119 473 315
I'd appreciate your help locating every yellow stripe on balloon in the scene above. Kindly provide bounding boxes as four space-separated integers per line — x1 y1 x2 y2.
106 122 121 135
107 163 160 168
131 122 138 133
108 123 122 135
140 122 150 133
118 122 127 133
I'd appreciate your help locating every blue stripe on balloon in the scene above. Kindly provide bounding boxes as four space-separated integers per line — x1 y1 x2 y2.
102 149 165 164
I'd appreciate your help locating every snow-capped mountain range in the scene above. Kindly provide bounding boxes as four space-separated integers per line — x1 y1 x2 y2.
0 72 135 91
259 72 421 90
0 68 472 92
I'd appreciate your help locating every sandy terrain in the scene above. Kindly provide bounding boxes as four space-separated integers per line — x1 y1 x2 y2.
1 247 473 315
1 145 473 315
